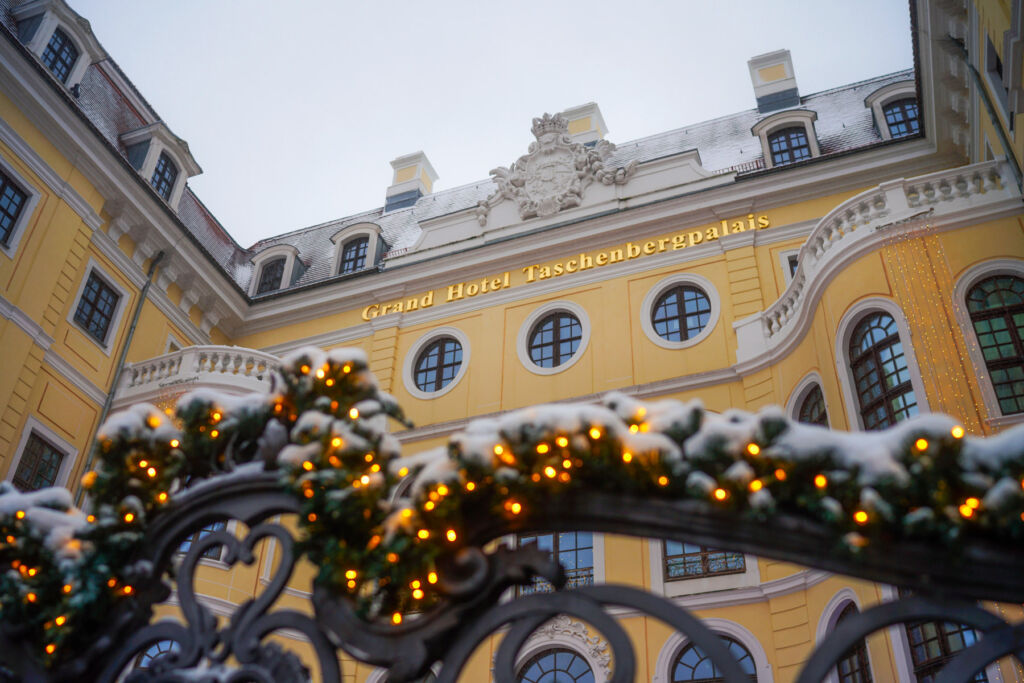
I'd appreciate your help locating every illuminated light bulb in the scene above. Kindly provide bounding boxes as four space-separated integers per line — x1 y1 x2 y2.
360 475 371 485
210 430 219 438
544 466 557 479
401 509 413 519
749 480 763 492
307 513 317 522
446 529 457 542
107 578 117 588
429 491 439 502
364 453 374 462
147 467 157 478
45 644 55 654
347 580 357 589
387 553 399 563
27 592 38 602
304 489 314 498
746 443 760 456
774 469 787 481
147 416 161 428
55 616 66 626
915 438 928 451
302 461 314 471
410 579 421 589
531 473 541 482
274 403 283 413
349 408 359 419
622 452 633 463
556 436 569 448
814 474 828 489
170 439 180 448
713 488 728 501
636 407 647 419
398 467 409 477
493 445 504 456
437 484 449 496
4 535 12 543
329 456 341 467
428 572 438 584
589 427 602 439
536 443 550 455
951 425 965 439
123 513 135 523
300 365 310 374
138 460 148 468
558 472 570 482
371 464 381 473
325 379 335 387
62 584 72 594
413 588 424 600
640 423 650 433
465 481 476 491
331 437 343 448
342 364 351 373
562 459 572 469
316 369 325 379
158 492 168 502
853 510 869 525
345 570 357 579
87 515 95 523
212 412 222 422
27 567 37 577
510 502 522 515
658 476 669 486
1020 479 1024 491
424 501 435 511
959 504 974 518
15 510 25 520
330 401 338 410
392 612 402 625
629 424 639 434
417 529 430 539
966 497 980 509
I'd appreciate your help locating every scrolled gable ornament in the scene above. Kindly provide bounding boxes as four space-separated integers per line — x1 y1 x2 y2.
476 113 636 226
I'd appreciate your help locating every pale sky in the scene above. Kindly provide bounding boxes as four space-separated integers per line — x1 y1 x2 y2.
70 1 913 248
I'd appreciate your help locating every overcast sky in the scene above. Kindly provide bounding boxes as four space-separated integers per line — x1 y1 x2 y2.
71 1 913 248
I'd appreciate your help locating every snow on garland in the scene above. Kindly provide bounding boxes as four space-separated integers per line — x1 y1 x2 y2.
2 346 1024 670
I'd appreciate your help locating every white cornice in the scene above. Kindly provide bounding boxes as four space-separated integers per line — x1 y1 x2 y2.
42 348 106 405
0 293 54 348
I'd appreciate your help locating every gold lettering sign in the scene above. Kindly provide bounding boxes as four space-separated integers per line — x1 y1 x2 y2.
361 214 771 320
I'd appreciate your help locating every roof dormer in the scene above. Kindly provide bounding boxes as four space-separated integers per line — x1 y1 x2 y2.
12 0 106 92
119 122 202 210
385 152 437 213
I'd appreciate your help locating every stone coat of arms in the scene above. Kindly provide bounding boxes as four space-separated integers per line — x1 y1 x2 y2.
476 113 636 225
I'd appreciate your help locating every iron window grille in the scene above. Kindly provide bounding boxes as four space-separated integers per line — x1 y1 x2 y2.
340 237 369 274
883 98 920 138
768 127 812 166
672 636 757 682
413 337 462 393
150 153 179 201
528 312 582 368
849 312 918 430
652 286 712 342
12 432 64 492
0 169 27 247
797 384 829 426
74 271 120 343
517 531 593 595
517 649 595 683
835 603 873 683
255 257 286 295
663 541 745 581
40 28 78 83
966 275 1024 415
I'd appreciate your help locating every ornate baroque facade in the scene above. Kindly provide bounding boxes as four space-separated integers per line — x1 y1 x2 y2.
1 0 1023 680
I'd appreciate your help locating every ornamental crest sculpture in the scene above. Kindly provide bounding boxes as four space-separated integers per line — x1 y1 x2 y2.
476 113 637 225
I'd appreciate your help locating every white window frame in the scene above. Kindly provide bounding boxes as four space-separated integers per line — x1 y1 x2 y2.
652 618 773 683
119 123 201 210
815 588 874 683
779 248 801 287
249 244 301 297
67 256 131 355
786 371 831 427
951 258 1024 429
834 298 930 431
402 326 471 400
512 615 612 683
7 416 77 490
751 109 820 169
647 539 760 599
864 80 918 141
641 272 720 350
517 300 592 376
330 222 383 276
0 154 42 259
13 0 103 91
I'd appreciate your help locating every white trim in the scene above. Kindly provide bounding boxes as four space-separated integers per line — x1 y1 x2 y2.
0 151 42 258
0 292 54 349
512 616 611 683
815 588 868 683
164 334 183 353
864 80 918 141
779 248 800 286
14 1 105 92
330 222 382 276
834 297 930 430
249 244 300 297
66 256 132 355
652 618 773 683
401 326 471 400
6 415 77 488
43 348 106 405
640 272 720 350
119 122 201 210
751 109 820 169
951 258 1024 424
785 370 831 427
647 539 760 599
516 300 591 375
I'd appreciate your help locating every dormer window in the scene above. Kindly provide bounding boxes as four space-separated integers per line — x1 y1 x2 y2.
340 236 369 274
248 244 302 297
40 27 78 83
865 80 920 142
150 153 178 201
255 257 286 294
882 98 920 138
768 127 812 166
751 109 820 170
330 223 383 277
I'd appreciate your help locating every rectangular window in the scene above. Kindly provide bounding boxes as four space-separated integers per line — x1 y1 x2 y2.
74 271 121 343
150 153 178 201
663 541 745 580
0 169 28 247
40 28 79 84
788 254 799 278
13 432 65 491
178 521 228 561
518 531 594 594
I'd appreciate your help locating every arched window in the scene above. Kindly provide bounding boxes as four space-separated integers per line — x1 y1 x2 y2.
255 257 286 295
797 384 829 426
135 639 179 669
652 286 712 342
768 127 812 166
518 648 595 683
672 637 757 682
835 603 872 683
41 27 78 83
882 98 920 138
528 312 582 368
849 312 918 430
340 236 370 274
413 337 463 393
966 275 1024 415
150 153 179 201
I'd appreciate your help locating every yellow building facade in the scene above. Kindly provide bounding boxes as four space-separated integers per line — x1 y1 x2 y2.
1 0 1023 680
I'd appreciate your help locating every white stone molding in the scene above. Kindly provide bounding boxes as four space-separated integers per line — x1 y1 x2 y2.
66 256 132 356
834 297 930 431
778 247 800 286
119 122 201 210
864 80 918 141
512 615 612 682
647 540 760 600
0 292 54 350
401 326 471 400
248 244 301 297
6 415 78 488
12 0 106 91
750 109 820 169
42 348 106 405
652 618 773 683
0 150 42 259
640 272 720 350
951 257 1024 428
814 588 866 683
785 370 831 426
516 300 591 376
330 222 383 276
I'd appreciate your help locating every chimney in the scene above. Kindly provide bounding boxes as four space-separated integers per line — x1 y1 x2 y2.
385 151 438 212
560 102 608 145
748 49 800 113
